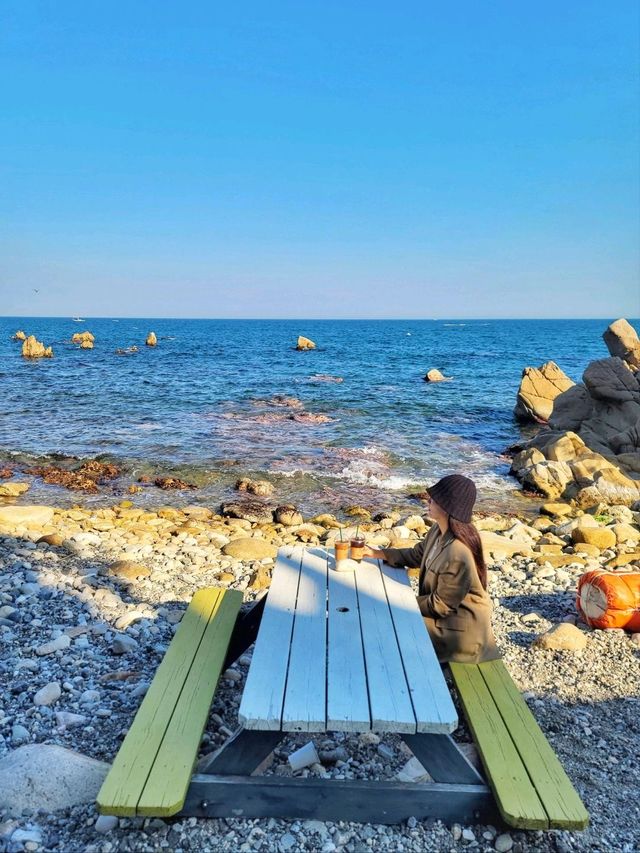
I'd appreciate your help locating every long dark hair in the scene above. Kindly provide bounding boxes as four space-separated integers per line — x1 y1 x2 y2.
449 518 487 590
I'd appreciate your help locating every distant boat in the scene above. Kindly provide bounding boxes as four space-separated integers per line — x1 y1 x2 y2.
72 317 84 322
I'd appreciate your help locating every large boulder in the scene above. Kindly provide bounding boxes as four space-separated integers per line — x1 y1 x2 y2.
514 361 574 423
534 623 587 651
71 331 95 345
0 505 54 527
0 745 109 815
0 481 30 497
583 357 640 403
21 335 53 358
603 318 640 370
220 500 274 524
424 369 451 382
146 331 157 347
521 460 573 498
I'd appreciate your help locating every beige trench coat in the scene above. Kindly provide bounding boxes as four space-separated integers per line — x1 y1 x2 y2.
382 525 501 664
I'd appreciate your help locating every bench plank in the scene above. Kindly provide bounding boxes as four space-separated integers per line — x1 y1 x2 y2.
282 548 328 731
356 560 416 732
450 662 548 829
239 547 303 730
327 553 371 731
98 588 226 816
478 661 589 830
379 561 458 734
136 589 243 815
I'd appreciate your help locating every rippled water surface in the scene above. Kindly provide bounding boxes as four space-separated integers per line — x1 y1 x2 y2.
0 317 634 515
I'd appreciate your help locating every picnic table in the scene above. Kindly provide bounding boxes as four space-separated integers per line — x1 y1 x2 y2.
184 545 496 824
98 545 588 828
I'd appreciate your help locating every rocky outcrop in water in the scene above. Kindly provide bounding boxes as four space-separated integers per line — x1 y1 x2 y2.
146 332 157 347
71 331 95 347
21 335 53 359
511 320 640 506
154 476 197 490
296 335 316 350
514 361 574 423
603 318 640 370
12 330 26 341
28 460 120 493
424 368 450 382
235 478 274 497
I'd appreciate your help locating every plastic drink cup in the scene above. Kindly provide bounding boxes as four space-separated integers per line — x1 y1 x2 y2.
334 540 349 562
288 741 320 771
350 537 365 561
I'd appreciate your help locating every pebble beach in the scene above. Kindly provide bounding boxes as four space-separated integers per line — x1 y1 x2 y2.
1 498 639 853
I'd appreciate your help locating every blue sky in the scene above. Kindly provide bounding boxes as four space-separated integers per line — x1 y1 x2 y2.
1 1 639 319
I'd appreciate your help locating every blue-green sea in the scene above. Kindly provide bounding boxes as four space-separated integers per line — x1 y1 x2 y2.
1 318 636 516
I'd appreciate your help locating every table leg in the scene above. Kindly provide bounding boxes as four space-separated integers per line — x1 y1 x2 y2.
401 733 484 785
198 726 283 776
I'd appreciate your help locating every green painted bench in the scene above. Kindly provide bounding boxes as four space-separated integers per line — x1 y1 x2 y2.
449 659 589 831
98 587 243 817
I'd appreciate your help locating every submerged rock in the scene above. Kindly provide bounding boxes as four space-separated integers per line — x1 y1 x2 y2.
424 368 451 382
28 460 120 492
154 476 197 490
236 477 274 497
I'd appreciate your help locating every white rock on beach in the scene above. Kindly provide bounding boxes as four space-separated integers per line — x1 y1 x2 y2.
0 745 109 815
0 505 54 527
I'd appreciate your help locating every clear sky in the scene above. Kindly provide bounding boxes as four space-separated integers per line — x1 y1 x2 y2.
1 1 639 319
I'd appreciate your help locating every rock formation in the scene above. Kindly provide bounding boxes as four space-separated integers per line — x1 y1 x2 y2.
71 331 95 345
296 335 316 350
514 361 574 423
424 369 450 382
21 335 53 358
146 332 157 347
603 318 640 370
511 320 640 506
12 330 26 340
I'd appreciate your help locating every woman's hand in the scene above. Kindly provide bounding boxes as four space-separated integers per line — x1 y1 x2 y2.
362 545 385 560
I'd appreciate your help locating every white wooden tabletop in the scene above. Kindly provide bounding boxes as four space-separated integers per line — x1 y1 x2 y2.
238 546 458 734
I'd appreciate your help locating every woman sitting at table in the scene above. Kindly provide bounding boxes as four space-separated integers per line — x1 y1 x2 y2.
362 474 500 664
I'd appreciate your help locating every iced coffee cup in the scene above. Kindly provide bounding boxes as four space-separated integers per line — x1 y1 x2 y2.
334 540 349 562
350 537 365 561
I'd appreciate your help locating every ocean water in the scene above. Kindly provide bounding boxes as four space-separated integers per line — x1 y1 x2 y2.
1 317 636 516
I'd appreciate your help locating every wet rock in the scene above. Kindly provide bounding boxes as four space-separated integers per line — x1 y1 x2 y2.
71 331 95 347
12 329 26 340
0 481 29 497
236 478 274 497
0 745 109 815
154 476 197 490
28 460 119 492
146 331 157 346
221 500 274 524
289 411 333 424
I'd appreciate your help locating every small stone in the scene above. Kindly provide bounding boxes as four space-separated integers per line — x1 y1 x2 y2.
280 832 297 850
377 743 395 760
35 635 71 656
462 827 476 841
495 833 514 852
55 711 88 730
95 814 119 834
34 682 61 706
11 724 30 746
111 634 139 655
451 823 462 841
534 622 588 651
358 731 380 746
104 561 151 581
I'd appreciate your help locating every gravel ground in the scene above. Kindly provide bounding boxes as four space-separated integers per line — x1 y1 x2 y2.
0 503 639 853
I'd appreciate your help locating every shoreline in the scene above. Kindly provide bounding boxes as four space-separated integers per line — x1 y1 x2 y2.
1 499 639 851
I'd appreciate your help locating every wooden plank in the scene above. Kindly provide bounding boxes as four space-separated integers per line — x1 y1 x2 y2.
239 547 303 730
450 663 549 829
478 661 589 830
198 728 283 776
327 553 371 731
402 734 484 785
355 560 416 732
136 589 243 815
97 587 224 816
380 562 457 734
183 774 497 825
282 548 328 731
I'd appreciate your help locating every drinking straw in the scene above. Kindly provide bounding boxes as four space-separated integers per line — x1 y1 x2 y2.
339 526 344 542
355 523 360 539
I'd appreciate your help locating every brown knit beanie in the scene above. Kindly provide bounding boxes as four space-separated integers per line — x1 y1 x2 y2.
427 474 477 523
